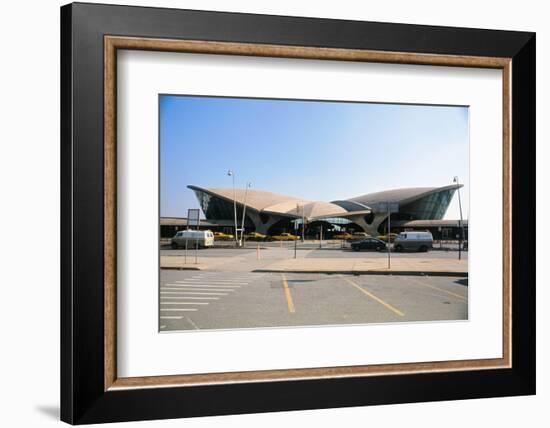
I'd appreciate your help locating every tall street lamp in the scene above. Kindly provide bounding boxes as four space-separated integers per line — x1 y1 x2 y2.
240 181 252 246
227 169 238 247
301 205 305 242
453 176 465 260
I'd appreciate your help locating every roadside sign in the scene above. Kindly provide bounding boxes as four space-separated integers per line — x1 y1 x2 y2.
187 208 200 229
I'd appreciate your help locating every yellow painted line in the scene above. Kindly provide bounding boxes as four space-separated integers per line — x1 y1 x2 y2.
282 273 296 313
343 277 404 317
407 277 468 302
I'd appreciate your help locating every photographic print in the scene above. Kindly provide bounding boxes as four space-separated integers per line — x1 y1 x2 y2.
159 95 469 332
61 6 535 421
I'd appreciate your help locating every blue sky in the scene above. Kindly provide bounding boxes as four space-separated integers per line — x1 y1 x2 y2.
160 95 469 220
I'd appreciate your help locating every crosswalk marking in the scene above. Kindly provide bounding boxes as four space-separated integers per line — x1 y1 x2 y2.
159 273 260 321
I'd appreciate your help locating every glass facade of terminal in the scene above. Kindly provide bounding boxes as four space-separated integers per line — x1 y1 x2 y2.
193 190 234 220
192 189 254 227
400 189 456 220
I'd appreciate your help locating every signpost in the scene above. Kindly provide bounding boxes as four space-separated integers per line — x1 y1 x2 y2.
372 202 399 269
187 209 200 230
187 209 200 264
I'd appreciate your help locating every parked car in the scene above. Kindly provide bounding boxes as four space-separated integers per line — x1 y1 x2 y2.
213 231 234 240
352 232 371 238
333 232 353 240
351 238 386 252
376 233 398 243
270 233 299 241
171 230 215 248
393 231 433 252
244 232 267 241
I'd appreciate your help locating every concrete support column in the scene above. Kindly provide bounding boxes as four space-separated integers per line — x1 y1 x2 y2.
246 211 280 235
349 214 386 237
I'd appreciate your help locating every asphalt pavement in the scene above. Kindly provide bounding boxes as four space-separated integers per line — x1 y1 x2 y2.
159 270 468 332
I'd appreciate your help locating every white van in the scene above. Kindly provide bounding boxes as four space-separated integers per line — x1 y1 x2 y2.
171 230 214 249
393 231 433 252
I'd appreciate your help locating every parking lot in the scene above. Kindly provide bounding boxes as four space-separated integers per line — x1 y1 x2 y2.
159 269 468 331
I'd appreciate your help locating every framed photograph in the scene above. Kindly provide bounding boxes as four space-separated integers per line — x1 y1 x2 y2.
61 2 535 424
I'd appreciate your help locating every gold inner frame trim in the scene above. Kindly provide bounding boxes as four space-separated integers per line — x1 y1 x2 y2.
104 35 512 391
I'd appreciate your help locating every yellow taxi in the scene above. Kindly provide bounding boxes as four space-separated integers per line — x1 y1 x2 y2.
376 233 398 243
244 232 267 241
213 231 234 240
270 233 299 241
333 232 353 240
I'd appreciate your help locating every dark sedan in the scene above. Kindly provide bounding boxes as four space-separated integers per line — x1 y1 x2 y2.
350 238 386 252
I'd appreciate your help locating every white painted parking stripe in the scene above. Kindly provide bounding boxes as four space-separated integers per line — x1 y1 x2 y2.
161 286 236 292
168 283 241 288
161 296 219 300
181 277 248 280
173 281 243 286
160 308 198 312
163 283 237 288
160 291 227 296
183 279 248 283
188 276 262 282
160 302 209 305
175 279 248 285
177 277 247 281
160 316 183 320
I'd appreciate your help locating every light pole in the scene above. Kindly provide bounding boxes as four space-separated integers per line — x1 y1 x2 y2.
227 169 238 247
453 176 465 260
294 203 299 259
240 181 252 246
303 208 306 242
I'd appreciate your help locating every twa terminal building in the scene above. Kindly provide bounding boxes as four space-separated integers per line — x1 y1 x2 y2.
176 184 466 239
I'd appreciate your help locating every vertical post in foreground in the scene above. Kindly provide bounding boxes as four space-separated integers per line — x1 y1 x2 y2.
240 181 252 246
227 169 238 247
302 206 305 242
195 239 198 264
454 176 465 261
184 237 188 264
387 204 391 270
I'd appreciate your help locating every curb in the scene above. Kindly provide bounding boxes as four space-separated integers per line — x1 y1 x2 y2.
251 269 467 277
160 266 201 271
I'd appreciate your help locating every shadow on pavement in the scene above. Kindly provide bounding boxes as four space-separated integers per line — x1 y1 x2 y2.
454 278 468 286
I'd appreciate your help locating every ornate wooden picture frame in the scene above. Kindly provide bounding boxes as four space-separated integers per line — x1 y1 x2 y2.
61 2 535 424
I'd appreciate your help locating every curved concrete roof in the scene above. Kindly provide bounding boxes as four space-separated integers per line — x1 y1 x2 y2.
188 185 349 220
345 184 461 206
188 184 460 220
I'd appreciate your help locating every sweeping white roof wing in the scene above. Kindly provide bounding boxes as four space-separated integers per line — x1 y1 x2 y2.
188 184 460 220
